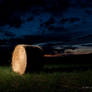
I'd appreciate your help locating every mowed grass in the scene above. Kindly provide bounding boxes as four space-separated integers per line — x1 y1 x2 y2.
0 65 92 92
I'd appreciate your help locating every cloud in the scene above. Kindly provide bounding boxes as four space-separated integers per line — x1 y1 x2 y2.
0 0 71 26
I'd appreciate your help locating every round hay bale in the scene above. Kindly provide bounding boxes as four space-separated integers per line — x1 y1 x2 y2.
12 44 44 75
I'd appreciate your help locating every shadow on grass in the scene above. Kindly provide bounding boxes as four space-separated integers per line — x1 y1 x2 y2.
28 53 92 73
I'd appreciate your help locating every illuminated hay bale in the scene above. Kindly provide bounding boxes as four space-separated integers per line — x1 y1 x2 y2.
12 44 44 75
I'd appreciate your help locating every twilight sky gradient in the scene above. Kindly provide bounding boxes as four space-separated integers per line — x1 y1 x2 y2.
0 0 92 55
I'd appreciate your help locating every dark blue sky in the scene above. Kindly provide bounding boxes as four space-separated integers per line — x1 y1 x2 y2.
0 0 92 45
0 0 88 26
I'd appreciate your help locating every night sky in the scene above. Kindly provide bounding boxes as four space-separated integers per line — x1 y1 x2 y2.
0 0 91 40
0 0 92 64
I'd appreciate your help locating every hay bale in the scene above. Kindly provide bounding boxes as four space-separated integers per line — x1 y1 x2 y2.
12 44 44 75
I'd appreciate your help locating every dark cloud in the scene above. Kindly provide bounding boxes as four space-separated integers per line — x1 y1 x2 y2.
0 0 91 27
0 0 71 26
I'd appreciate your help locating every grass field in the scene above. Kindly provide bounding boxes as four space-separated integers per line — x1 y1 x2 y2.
0 65 92 92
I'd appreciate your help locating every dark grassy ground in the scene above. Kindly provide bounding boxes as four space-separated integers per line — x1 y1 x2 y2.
0 64 92 92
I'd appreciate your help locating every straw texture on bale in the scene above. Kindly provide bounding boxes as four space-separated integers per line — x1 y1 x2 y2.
12 45 44 75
